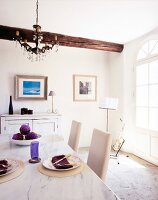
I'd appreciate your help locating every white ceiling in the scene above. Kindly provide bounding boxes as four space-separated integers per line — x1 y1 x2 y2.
0 0 158 44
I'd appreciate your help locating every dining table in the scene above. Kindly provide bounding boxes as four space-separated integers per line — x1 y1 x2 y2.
0 134 120 200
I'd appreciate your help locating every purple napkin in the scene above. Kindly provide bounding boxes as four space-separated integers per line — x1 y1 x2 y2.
52 155 73 169
0 160 9 175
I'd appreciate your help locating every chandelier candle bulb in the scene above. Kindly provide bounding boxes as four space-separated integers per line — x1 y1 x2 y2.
16 31 19 36
37 27 41 33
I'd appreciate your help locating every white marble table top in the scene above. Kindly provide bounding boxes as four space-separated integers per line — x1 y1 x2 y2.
0 134 119 200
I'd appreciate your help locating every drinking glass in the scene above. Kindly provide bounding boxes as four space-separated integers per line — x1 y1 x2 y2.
30 141 39 160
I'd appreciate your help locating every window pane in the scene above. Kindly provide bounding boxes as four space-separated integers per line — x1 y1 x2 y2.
151 41 158 55
136 86 148 106
149 60 158 84
136 107 148 128
149 85 158 107
141 42 149 55
136 64 148 85
149 40 157 54
137 40 158 61
149 108 158 131
137 50 147 60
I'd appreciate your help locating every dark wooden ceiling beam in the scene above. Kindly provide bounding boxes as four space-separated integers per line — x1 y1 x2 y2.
0 25 124 53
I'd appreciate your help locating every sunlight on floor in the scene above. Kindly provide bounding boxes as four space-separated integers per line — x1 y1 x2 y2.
119 156 146 169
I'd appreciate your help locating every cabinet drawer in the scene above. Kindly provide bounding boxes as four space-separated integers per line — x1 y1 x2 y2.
5 120 32 134
33 120 57 135
33 119 57 124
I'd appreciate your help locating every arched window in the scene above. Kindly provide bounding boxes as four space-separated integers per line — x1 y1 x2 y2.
137 40 158 61
136 40 158 131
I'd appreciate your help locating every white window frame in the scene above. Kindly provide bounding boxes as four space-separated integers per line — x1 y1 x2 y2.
136 39 158 131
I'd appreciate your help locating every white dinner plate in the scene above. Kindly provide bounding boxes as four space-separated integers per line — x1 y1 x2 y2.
0 159 19 177
43 155 81 171
11 134 42 146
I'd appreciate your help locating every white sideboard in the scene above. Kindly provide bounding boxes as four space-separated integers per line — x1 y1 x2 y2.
0 113 61 136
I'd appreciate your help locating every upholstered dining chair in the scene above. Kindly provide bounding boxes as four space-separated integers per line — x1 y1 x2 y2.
87 128 112 181
68 120 81 152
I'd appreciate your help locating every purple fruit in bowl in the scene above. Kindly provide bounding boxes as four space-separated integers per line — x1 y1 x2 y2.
25 132 38 140
20 124 30 135
12 133 24 140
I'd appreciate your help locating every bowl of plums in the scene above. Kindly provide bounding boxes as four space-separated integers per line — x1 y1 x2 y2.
11 124 41 146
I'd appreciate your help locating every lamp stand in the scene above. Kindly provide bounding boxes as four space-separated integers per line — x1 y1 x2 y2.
106 109 109 132
99 97 118 133
51 96 54 113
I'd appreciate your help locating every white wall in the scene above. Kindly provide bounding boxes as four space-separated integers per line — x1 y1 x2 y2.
108 52 124 144
0 40 110 147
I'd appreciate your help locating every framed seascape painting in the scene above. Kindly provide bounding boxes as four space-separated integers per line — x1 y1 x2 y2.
73 75 97 101
15 75 48 100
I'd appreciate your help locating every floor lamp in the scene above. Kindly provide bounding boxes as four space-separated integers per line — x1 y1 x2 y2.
99 97 118 132
48 91 56 113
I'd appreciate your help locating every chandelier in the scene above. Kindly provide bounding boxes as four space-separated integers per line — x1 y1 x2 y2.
14 0 59 61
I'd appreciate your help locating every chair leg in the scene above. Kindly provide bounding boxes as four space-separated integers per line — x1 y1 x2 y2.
110 139 125 165
110 154 119 164
115 155 119 164
115 139 125 157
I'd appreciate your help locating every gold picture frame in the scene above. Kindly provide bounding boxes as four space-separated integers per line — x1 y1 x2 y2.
73 74 97 101
15 75 48 100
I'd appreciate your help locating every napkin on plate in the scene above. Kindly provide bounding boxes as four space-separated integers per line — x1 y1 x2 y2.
52 155 73 169
0 159 9 175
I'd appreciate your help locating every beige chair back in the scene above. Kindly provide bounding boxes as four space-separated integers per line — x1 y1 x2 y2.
87 128 112 181
68 120 81 152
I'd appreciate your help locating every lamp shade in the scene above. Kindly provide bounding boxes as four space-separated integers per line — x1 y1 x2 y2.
99 97 118 110
48 91 55 96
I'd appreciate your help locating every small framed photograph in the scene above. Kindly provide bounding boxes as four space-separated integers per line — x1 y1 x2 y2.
15 75 48 100
73 74 97 101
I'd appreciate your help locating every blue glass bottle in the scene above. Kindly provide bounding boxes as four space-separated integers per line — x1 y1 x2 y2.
9 96 13 115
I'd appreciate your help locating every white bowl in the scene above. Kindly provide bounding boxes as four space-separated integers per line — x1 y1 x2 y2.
11 134 42 146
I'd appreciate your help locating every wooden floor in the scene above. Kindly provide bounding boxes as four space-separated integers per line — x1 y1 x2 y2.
78 148 158 200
